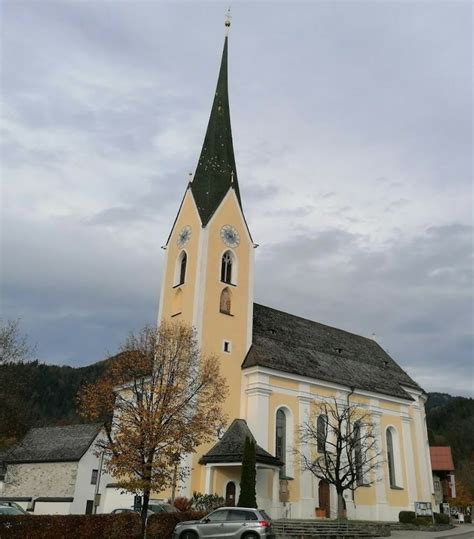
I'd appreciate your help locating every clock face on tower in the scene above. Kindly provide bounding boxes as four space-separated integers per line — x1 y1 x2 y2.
220 225 240 248
177 225 191 248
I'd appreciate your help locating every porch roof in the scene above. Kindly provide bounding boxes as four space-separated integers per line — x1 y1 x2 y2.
199 419 283 468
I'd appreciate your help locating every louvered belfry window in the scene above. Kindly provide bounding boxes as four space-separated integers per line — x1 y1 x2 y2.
179 252 187 285
221 251 233 284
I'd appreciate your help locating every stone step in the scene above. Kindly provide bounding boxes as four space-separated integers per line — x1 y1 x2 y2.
272 521 389 538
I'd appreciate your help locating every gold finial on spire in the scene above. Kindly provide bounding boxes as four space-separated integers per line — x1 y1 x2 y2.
225 7 232 35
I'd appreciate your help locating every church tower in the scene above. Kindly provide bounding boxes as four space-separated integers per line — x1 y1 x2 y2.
158 19 253 424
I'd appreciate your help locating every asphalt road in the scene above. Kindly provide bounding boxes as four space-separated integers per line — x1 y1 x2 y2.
391 524 474 539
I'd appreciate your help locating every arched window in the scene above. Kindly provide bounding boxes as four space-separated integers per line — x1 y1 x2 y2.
276 409 286 477
221 251 233 284
354 420 363 485
178 251 187 285
317 414 327 453
220 287 232 315
386 428 396 488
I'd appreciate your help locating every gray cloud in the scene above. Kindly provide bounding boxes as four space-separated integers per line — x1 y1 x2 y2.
1 2 472 395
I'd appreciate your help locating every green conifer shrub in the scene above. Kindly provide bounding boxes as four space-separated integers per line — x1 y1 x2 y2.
237 436 257 508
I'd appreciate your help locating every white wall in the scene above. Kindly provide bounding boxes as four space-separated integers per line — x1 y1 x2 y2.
100 485 135 513
2 462 78 498
34 501 72 515
71 439 102 514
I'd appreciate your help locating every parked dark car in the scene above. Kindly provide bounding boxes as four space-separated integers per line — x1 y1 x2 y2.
172 507 275 539
149 502 179 514
0 505 29 515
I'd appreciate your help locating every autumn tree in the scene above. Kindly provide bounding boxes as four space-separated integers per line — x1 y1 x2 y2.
296 396 382 519
78 321 227 537
449 480 473 510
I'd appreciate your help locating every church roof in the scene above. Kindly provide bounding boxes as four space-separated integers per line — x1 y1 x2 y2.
243 303 422 400
199 419 283 467
191 35 242 226
5 424 102 463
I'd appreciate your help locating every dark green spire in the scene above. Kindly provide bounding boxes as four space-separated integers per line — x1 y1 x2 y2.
191 35 241 226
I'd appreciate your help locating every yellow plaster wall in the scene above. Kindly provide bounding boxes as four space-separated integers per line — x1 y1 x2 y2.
213 467 241 498
379 400 401 413
269 376 299 391
200 191 253 422
381 414 409 507
310 385 335 399
268 392 300 502
160 190 202 325
408 405 424 500
159 189 254 496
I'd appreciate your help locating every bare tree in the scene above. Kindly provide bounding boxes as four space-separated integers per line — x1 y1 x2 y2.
78 321 228 538
0 319 34 364
0 319 35 446
296 396 382 519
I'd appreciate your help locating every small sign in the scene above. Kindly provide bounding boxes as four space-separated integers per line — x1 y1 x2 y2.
415 501 433 516
133 495 142 512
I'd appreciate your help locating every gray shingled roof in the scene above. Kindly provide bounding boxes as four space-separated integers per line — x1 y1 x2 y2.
243 304 422 400
6 424 102 463
200 419 283 467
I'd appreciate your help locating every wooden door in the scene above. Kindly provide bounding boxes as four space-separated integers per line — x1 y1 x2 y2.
225 481 236 507
318 480 330 518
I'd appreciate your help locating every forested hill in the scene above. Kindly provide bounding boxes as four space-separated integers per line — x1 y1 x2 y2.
1 361 473 465
426 392 474 464
0 358 109 449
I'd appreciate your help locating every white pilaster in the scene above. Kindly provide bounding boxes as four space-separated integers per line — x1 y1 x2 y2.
401 412 416 506
412 401 434 501
271 468 281 518
204 465 214 495
298 391 315 518
372 409 388 519
245 386 272 450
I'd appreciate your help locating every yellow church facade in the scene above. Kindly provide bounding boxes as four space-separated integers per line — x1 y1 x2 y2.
156 27 435 521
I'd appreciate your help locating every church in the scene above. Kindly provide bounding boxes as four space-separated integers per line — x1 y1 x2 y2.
157 22 434 521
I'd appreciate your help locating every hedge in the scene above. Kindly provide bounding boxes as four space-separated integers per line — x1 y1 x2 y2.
434 512 450 525
146 510 207 539
399 511 416 524
0 513 141 539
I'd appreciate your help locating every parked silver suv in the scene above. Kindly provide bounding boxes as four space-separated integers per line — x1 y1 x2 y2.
173 507 275 539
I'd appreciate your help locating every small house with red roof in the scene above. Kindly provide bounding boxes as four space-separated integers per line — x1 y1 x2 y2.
430 446 456 507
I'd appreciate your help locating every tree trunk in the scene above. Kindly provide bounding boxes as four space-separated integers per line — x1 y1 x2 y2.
141 488 150 539
337 491 347 520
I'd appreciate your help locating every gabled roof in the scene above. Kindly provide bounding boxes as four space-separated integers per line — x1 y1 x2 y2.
190 35 242 226
200 419 282 467
430 446 455 471
243 303 422 400
6 424 102 464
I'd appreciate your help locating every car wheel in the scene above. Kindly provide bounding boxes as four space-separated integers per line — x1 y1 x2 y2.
180 532 198 539
242 534 259 539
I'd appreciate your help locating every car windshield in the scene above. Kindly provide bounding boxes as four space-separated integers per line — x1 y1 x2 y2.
259 510 271 521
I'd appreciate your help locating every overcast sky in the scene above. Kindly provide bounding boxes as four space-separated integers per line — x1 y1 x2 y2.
1 1 472 397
